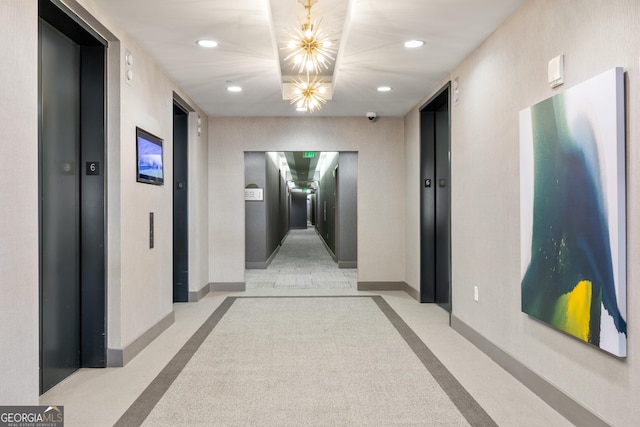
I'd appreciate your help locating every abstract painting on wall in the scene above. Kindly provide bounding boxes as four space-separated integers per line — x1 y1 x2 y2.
520 67 626 357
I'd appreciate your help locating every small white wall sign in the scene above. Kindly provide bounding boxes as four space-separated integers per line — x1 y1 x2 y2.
244 188 264 201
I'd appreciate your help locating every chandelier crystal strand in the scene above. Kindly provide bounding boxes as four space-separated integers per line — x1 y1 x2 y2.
282 0 336 74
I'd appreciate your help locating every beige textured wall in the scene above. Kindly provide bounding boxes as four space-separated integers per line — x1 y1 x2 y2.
107 43 209 348
115 37 175 348
403 108 421 291
209 117 405 284
0 0 39 405
188 112 210 295
405 1 640 424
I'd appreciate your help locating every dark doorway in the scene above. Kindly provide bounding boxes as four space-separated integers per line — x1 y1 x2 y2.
420 84 452 312
290 191 308 229
39 0 106 394
173 102 189 302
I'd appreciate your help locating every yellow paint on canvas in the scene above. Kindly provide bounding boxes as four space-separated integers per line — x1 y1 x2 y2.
552 280 592 341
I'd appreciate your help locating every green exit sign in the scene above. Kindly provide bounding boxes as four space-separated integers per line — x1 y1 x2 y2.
303 151 316 158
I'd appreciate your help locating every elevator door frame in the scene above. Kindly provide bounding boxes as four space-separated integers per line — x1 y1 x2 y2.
420 83 452 312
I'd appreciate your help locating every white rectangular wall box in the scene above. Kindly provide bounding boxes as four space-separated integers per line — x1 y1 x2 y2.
548 54 564 88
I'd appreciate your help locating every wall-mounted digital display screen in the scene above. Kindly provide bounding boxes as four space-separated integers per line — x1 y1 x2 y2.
136 127 164 185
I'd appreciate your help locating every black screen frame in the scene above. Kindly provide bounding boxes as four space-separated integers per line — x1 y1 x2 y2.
136 127 164 186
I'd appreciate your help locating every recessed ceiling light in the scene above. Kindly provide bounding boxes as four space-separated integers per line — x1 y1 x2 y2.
404 40 425 48
227 86 242 92
377 86 392 92
196 40 218 48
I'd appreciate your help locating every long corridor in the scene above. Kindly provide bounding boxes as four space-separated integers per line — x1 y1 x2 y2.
245 228 357 289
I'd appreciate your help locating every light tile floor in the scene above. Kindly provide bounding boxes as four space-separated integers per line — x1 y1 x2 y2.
40 227 572 426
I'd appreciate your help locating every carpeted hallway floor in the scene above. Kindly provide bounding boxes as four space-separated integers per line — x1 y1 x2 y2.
245 228 357 289
39 225 573 427
115 296 494 426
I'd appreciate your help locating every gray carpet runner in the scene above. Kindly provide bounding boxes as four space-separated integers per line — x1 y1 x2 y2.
115 296 496 426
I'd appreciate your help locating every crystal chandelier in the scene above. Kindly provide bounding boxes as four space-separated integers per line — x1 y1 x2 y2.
282 0 336 75
289 74 328 113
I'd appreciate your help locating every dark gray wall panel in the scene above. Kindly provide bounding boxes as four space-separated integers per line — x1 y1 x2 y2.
279 171 289 242
244 152 267 264
337 152 357 266
266 155 281 255
316 154 338 254
310 194 316 226
245 152 287 268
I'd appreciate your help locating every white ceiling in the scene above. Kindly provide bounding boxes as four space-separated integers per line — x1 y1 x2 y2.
93 0 526 117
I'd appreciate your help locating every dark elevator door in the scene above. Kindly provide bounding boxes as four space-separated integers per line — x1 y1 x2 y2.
173 103 189 302
434 106 451 311
420 84 452 312
39 0 107 394
40 20 81 392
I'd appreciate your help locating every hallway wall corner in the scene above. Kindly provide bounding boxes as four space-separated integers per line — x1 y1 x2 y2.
210 282 246 292
107 311 175 367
